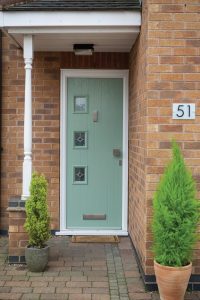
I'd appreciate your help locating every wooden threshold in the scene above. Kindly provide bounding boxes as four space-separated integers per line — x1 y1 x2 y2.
71 235 119 243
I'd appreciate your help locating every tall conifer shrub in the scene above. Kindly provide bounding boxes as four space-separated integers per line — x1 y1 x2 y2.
25 173 51 248
152 141 199 267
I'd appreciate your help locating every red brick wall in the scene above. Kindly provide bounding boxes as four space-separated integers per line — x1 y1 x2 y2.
146 0 200 275
8 209 28 259
128 0 148 274
129 0 200 276
1 35 24 230
0 34 129 231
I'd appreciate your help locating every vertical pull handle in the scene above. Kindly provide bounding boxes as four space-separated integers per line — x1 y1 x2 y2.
93 111 98 122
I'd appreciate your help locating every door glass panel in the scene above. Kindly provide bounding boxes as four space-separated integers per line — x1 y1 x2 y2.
73 166 87 184
74 131 87 149
74 96 88 113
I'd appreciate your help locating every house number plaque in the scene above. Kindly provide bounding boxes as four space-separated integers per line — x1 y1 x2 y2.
172 103 195 120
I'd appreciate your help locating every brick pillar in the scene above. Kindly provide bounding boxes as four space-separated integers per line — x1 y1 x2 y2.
7 197 28 263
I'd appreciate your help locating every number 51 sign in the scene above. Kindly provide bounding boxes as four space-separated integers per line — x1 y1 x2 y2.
172 103 195 120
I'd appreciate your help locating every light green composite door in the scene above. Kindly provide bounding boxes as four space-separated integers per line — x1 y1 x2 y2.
66 77 123 229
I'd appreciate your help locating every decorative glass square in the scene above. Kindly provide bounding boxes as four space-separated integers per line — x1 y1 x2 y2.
74 96 88 113
73 166 87 184
74 131 88 149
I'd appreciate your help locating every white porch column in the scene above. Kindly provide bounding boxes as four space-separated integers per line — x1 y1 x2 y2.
21 35 33 200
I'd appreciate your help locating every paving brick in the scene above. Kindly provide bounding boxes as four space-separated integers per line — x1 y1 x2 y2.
129 292 152 300
84 261 106 267
5 281 31 287
59 271 83 277
92 282 109 288
84 271 107 277
83 288 110 294
0 293 22 299
27 272 46 277
0 287 11 293
70 276 88 282
31 282 48 287
48 260 65 267
92 295 110 300
11 287 33 293
21 294 40 300
72 267 91 271
30 276 54 282
0 276 12 281
12 276 30 281
40 294 69 300
42 271 60 277
92 266 107 271
33 287 55 294
56 287 82 294
87 276 108 282
49 281 65 287
69 294 92 300
66 281 92 288
65 261 83 267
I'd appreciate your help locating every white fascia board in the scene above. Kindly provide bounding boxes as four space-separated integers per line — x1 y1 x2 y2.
1 11 141 28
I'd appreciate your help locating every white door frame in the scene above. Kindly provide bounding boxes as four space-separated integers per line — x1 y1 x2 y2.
56 69 129 236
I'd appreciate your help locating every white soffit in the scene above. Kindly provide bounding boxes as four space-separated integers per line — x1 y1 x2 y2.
1 11 141 52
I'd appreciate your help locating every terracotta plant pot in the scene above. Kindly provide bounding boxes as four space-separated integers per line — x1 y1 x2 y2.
154 260 192 300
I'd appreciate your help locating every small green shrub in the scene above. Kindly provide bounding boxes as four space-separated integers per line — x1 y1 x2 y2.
152 141 199 267
25 173 51 248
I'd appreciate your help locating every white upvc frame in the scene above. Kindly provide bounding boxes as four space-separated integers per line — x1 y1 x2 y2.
21 34 34 200
57 69 129 236
0 11 141 28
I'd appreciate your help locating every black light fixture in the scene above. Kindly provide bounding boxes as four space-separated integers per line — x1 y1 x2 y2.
73 44 94 56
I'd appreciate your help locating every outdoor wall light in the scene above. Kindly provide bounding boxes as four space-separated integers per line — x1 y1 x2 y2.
73 44 94 55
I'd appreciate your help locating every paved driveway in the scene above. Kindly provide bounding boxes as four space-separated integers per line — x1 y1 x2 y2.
0 236 199 299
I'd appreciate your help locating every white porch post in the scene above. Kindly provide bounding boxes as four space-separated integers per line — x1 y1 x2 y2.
21 35 33 200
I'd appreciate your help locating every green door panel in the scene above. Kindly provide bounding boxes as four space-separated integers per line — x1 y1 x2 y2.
66 78 123 229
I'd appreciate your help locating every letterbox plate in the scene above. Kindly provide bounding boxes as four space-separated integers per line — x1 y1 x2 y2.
83 214 106 220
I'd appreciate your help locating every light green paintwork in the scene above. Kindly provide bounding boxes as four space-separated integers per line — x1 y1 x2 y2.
66 78 123 229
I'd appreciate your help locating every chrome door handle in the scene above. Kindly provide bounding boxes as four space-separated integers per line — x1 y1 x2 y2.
113 149 121 157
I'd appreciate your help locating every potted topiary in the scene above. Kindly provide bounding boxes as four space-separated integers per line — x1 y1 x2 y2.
152 141 199 300
24 172 51 272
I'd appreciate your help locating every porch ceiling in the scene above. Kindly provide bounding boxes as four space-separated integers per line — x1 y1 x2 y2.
0 11 141 52
10 30 139 52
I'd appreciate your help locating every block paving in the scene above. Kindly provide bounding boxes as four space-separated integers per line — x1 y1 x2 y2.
0 236 199 299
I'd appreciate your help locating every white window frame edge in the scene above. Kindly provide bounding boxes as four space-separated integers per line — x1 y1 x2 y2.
57 69 129 236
